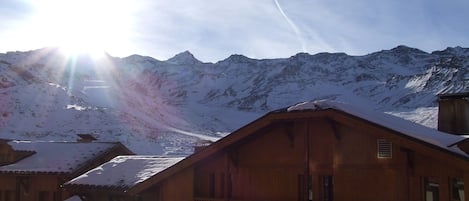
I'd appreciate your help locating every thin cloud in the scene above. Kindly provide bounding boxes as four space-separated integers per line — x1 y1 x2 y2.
1 0 469 61
133 0 306 62
273 0 306 52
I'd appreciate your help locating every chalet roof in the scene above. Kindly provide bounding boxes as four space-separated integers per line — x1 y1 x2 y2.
126 100 469 194
65 156 184 191
286 100 469 157
0 141 124 174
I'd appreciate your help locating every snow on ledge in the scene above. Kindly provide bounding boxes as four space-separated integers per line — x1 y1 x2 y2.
64 196 82 201
287 100 330 111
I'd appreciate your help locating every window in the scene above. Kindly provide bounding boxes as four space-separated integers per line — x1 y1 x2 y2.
17 177 30 195
451 178 465 201
320 175 334 201
424 177 439 201
377 139 392 158
298 174 312 201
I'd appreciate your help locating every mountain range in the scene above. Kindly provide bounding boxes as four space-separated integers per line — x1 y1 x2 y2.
0 45 468 155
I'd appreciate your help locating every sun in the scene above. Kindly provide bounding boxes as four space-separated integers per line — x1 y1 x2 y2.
58 39 107 60
27 0 137 58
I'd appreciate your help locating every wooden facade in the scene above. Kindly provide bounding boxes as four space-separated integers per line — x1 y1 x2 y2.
0 140 133 201
68 103 469 201
438 92 469 135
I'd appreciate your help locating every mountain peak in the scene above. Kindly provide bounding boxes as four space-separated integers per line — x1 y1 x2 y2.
166 51 201 65
431 46 469 56
219 54 253 64
388 45 428 55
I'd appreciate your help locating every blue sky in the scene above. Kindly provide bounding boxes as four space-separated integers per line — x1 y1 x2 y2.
1 0 468 62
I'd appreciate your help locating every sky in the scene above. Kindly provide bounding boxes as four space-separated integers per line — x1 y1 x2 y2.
0 0 469 62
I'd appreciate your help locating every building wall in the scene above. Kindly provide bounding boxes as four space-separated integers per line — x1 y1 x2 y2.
187 116 468 201
331 119 407 201
160 167 194 201
0 175 16 201
0 174 64 201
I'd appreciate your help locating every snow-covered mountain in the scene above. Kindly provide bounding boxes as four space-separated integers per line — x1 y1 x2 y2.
0 46 468 155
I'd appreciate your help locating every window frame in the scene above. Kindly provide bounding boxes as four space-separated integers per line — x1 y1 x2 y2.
450 178 465 201
424 177 440 201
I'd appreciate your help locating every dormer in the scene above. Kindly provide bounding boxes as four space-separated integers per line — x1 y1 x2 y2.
0 139 35 165
438 92 469 135
0 139 14 165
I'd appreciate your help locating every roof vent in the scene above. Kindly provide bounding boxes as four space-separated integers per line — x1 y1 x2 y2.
377 139 392 159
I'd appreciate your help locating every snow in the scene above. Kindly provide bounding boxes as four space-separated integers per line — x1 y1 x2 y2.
1 46 469 156
66 155 184 189
288 100 468 157
165 126 220 142
64 196 82 201
66 104 87 111
0 141 117 174
166 51 201 65
387 107 438 129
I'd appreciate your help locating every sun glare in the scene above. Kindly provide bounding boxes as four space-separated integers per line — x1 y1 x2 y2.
27 0 137 58
58 42 106 60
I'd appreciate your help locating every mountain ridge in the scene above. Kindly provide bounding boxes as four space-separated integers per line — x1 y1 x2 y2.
0 45 468 155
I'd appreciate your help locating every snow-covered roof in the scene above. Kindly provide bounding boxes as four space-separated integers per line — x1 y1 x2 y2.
65 155 184 190
0 141 119 174
287 100 469 157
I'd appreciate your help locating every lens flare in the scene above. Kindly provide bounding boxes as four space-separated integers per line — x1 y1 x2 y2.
25 0 137 58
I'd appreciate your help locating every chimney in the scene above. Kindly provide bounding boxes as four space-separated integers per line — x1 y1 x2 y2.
76 134 97 143
437 92 469 135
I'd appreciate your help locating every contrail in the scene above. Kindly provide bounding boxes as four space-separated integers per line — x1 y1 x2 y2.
273 0 307 52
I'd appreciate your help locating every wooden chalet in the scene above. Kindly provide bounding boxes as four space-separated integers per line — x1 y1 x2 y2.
65 100 469 201
0 136 133 201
